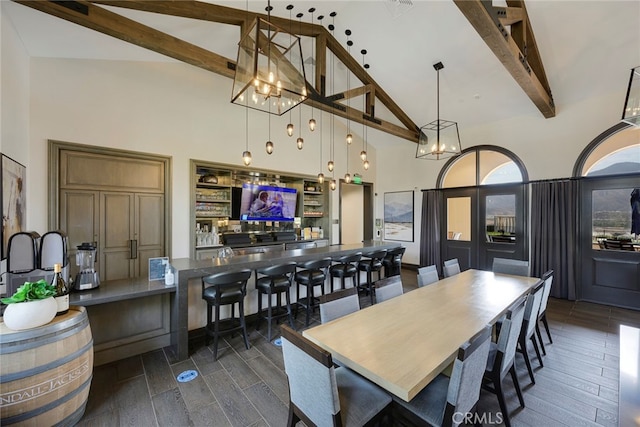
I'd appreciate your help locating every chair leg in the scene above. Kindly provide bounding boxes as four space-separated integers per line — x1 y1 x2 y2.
542 313 553 343
536 323 547 355
239 300 250 351
510 365 526 408
530 334 544 368
519 338 535 385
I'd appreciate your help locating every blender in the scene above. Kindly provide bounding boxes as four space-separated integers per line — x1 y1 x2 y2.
74 242 100 290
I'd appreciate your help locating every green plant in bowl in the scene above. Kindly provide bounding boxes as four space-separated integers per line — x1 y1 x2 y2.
1 279 57 304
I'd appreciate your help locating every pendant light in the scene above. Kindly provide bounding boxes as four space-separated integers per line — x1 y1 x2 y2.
286 4 295 137
308 7 316 132
296 11 304 150
345 29 353 145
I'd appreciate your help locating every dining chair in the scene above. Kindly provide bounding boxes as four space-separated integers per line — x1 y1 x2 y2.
492 257 530 276
280 324 392 427
382 246 406 278
483 295 527 427
443 258 461 278
318 287 360 324
518 280 545 384
295 257 332 327
393 325 492 427
255 262 297 342
417 265 439 287
357 249 388 305
374 275 404 303
201 269 252 360
536 270 554 355
329 252 362 292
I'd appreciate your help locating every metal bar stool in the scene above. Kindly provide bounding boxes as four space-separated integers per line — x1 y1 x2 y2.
255 262 297 342
329 252 362 292
295 257 332 326
357 249 387 305
201 269 252 360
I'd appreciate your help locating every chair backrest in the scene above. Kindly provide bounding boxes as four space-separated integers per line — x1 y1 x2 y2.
443 259 461 277
202 269 252 298
318 287 360 324
444 326 492 425
538 270 554 317
374 276 404 303
492 257 530 277
334 252 362 265
495 295 527 375
522 280 545 338
280 324 341 427
298 257 333 272
417 265 439 287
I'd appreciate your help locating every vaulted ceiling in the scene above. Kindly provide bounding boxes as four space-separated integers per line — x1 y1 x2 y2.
3 0 639 149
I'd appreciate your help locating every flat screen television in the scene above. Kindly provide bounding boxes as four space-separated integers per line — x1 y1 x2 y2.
239 184 297 222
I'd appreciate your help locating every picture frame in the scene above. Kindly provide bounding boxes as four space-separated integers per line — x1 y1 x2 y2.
2 154 27 259
384 191 414 242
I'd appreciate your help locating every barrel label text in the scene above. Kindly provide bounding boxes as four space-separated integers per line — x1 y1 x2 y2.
0 362 90 406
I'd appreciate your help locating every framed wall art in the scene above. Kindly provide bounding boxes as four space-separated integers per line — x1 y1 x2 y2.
384 191 414 242
2 154 26 259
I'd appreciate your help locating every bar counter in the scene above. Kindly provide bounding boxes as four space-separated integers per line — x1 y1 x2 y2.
73 240 399 364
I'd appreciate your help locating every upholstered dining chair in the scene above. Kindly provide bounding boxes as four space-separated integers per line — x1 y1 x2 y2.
201 269 252 360
374 275 404 303
443 258 461 278
483 295 527 427
280 324 392 427
318 287 360 324
393 326 492 427
417 265 439 287
492 257 530 276
536 270 555 355
518 280 545 384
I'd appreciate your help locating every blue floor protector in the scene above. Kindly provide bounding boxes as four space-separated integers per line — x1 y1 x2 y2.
177 370 198 383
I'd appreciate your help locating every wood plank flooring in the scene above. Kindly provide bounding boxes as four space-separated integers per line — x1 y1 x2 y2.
77 270 638 427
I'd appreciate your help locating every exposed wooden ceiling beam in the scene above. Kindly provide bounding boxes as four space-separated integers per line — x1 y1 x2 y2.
17 0 420 142
453 0 555 118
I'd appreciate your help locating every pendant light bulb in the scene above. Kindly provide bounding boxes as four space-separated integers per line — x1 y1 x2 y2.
330 179 337 191
360 150 367 161
265 141 274 154
242 150 252 166
363 159 370 170
317 173 324 184
287 123 294 137
309 118 316 131
345 173 351 183
346 133 353 144
296 137 304 150
327 160 334 172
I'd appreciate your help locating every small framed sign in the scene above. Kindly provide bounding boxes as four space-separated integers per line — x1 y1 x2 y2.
149 257 169 282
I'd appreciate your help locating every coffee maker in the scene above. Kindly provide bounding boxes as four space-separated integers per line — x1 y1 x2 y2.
74 242 100 290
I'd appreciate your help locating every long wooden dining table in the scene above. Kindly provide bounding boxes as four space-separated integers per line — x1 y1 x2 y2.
303 269 541 402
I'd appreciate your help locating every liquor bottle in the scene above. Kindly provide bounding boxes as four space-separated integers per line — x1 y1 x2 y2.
52 263 69 315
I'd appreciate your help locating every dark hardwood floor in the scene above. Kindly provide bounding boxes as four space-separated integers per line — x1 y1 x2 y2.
77 269 639 427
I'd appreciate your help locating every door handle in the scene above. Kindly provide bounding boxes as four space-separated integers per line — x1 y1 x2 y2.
130 239 138 259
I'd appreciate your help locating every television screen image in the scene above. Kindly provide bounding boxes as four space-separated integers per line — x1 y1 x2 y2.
239 184 297 222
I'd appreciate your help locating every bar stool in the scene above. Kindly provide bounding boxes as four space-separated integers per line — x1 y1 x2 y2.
357 249 387 305
382 246 405 277
255 262 297 342
201 269 252 360
295 257 332 326
329 252 362 292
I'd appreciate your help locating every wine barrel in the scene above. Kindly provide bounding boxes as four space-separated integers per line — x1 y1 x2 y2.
1 306 93 426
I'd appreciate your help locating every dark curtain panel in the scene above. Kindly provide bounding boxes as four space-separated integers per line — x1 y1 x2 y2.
530 180 578 300
420 190 442 276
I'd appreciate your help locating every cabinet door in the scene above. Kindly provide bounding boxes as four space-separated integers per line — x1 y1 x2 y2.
100 192 135 281
59 189 99 267
135 193 165 278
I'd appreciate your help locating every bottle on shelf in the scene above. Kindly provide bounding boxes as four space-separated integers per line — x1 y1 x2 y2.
52 263 69 316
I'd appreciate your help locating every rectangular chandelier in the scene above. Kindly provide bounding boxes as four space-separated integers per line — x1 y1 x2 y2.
231 17 308 115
